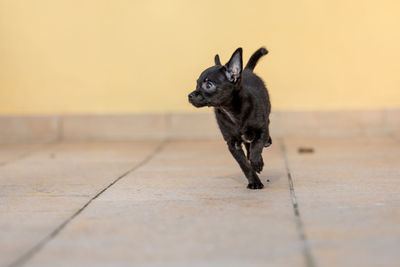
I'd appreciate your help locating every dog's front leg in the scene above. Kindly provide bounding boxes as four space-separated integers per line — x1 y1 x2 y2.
249 135 266 173
227 140 264 189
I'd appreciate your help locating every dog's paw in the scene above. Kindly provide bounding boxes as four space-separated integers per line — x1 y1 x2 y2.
247 182 264 190
250 156 264 173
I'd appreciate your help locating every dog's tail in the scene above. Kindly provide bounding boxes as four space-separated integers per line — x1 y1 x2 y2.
245 47 268 71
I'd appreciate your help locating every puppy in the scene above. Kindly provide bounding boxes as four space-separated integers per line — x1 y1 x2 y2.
188 47 272 189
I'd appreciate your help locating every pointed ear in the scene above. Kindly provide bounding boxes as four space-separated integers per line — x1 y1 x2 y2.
214 54 221 65
225 48 243 83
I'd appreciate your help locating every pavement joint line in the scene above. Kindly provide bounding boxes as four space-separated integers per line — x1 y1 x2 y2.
280 139 317 267
7 139 168 267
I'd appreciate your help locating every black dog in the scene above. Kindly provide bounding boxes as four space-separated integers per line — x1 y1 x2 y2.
188 47 272 189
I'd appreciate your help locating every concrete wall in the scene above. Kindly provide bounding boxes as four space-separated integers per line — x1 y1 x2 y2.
1 0 400 115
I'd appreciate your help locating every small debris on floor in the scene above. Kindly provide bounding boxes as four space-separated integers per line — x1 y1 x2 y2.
298 147 314 154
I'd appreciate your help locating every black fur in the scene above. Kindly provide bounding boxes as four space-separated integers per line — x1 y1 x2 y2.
214 54 221 65
188 47 272 189
245 47 268 71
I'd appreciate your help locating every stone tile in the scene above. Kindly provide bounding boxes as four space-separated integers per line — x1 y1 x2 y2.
1 110 399 143
284 137 400 267
0 141 161 267
61 114 168 141
26 140 303 267
384 109 400 134
168 112 221 139
0 143 44 165
268 111 279 137
359 110 385 136
0 116 58 143
3 136 399 266
273 110 385 137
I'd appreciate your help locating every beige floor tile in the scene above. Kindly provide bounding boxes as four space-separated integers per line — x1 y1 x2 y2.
0 116 59 143
25 140 303 267
284 136 400 267
0 141 161 267
167 112 221 139
6 137 398 267
384 109 400 134
0 143 44 166
61 114 168 141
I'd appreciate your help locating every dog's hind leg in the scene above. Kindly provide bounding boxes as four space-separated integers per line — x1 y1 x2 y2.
227 140 263 189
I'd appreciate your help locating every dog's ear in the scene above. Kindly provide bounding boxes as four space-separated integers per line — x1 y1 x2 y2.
225 48 242 83
214 54 221 65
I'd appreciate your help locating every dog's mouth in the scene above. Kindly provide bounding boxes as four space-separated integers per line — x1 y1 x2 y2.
190 99 213 108
188 91 209 107
190 100 207 108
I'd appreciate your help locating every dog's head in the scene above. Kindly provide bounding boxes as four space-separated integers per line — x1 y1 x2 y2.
188 48 243 108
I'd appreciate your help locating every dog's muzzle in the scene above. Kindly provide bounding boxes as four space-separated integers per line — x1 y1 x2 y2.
188 90 206 107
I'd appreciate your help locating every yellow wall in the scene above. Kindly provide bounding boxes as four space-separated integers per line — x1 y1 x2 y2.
1 0 400 115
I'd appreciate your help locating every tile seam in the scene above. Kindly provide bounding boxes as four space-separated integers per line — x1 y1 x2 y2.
280 139 317 267
7 139 168 267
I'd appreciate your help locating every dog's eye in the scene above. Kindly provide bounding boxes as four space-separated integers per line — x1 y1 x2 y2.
206 81 214 89
202 80 216 92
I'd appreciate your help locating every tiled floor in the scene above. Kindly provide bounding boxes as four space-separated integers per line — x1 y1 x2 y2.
1 137 399 267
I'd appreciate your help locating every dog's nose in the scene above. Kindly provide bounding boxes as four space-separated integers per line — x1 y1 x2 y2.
188 91 197 100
